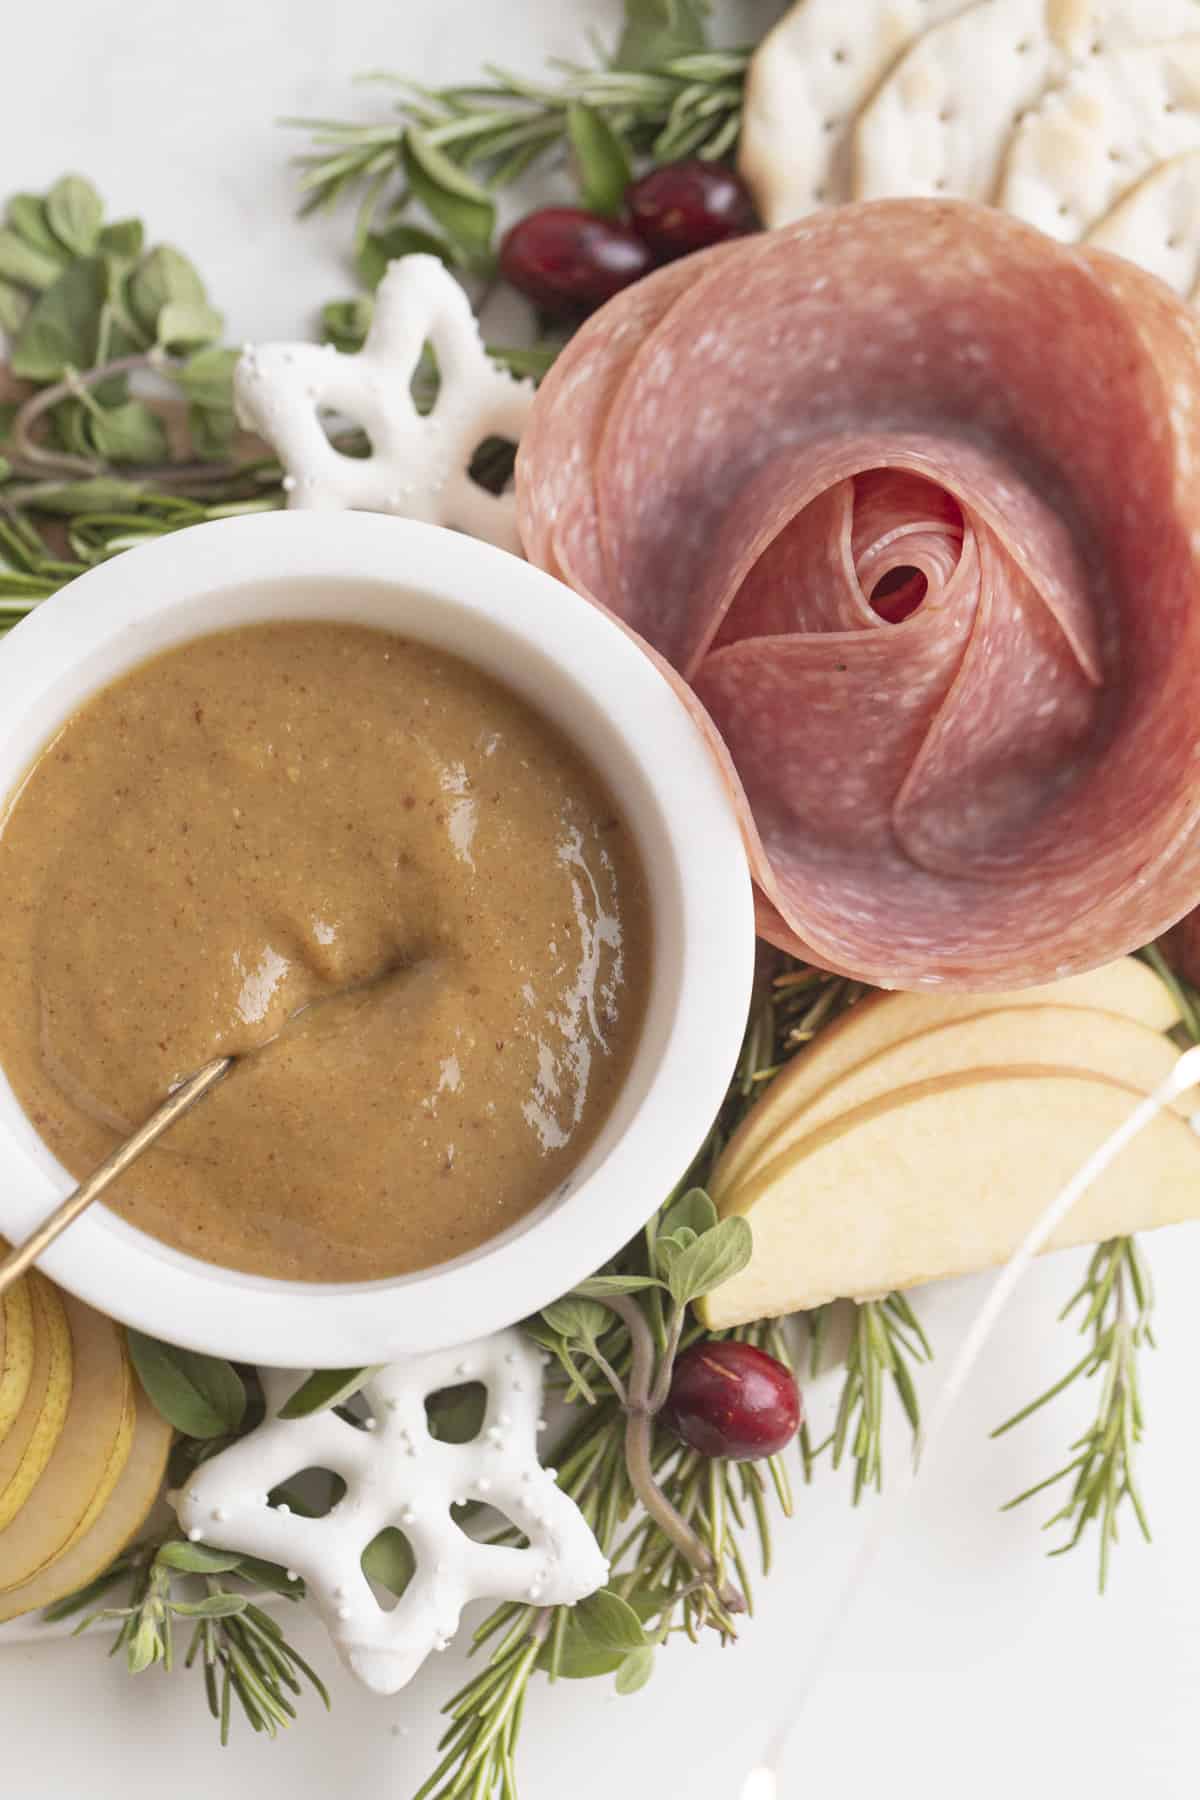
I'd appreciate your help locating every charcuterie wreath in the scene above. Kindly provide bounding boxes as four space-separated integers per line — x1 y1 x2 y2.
4 4 1200 1795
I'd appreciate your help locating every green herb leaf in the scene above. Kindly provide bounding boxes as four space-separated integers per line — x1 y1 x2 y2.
425 1382 487 1443
614 0 711 72
0 227 69 295
127 1330 247 1439
7 194 68 261
26 476 147 515
45 175 104 257
175 346 239 410
572 1273 666 1297
541 1296 613 1346
0 280 30 336
233 1554 305 1597
157 298 223 349
614 1645 656 1694
88 400 169 464
156 1541 244 1575
355 224 453 291
9 257 105 378
98 218 145 259
403 129 495 264
170 1592 249 1620
666 1215 753 1307
127 245 208 339
278 1367 372 1419
320 295 373 354
660 1187 718 1240
362 1527 415 1597
566 102 633 216
187 403 236 461
553 1587 648 1679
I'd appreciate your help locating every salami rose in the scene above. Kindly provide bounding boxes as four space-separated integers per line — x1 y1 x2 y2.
515 199 1200 990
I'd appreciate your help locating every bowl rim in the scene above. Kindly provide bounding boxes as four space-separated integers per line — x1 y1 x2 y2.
0 512 754 1366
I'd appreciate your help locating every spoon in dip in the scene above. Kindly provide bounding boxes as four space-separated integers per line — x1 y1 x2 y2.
0 954 433 1300
0 1055 231 1299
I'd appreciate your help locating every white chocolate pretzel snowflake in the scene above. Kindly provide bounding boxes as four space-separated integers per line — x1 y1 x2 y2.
174 1330 607 1694
234 255 534 552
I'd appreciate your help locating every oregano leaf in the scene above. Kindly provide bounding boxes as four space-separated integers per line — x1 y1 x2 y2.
175 346 238 411
98 218 144 259
277 1366 373 1419
660 1187 718 1240
572 1273 666 1297
45 175 104 257
170 1593 249 1619
10 257 106 378
156 298 223 349
6 194 67 261
88 399 169 464
127 1329 247 1439
541 1296 613 1346
0 227 67 294
614 0 711 72
666 1215 753 1307
614 1645 656 1694
156 1541 244 1575
0 280 30 336
128 244 207 337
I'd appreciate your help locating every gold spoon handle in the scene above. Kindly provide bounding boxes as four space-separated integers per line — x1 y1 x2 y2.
0 1056 232 1300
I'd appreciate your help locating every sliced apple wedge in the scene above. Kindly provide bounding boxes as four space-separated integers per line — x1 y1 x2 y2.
0 1273 73 1531
729 1005 1189 1194
712 958 1179 1201
0 1295 133 1593
0 1277 35 1444
700 1068 1200 1330
0 1375 172 1623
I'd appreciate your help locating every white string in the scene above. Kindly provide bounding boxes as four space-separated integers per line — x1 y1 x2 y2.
740 1044 1200 1799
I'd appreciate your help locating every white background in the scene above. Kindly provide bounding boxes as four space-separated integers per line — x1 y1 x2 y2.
2 3 1200 1796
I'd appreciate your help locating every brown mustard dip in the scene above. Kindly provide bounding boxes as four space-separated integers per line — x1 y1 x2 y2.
0 621 650 1281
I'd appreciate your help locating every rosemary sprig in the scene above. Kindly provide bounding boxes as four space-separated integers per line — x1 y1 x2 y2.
993 1236 1155 1591
288 47 749 267
56 1537 329 1740
828 1294 933 1503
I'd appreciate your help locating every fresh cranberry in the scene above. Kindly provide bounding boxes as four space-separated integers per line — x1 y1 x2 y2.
626 159 758 260
661 1341 801 1462
498 207 652 316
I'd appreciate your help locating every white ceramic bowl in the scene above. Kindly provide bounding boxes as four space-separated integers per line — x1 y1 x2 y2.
0 512 753 1366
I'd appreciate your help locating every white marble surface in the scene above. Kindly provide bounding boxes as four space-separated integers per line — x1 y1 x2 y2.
3 3 1200 1795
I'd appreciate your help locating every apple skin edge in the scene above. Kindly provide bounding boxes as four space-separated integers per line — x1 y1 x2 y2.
701 961 1200 1332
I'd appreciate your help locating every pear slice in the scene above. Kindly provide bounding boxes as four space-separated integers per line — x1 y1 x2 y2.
0 1377 172 1623
0 1273 73 1530
0 1278 35 1444
712 958 1179 1201
701 1068 1200 1330
728 1005 1188 1195
0 1295 133 1593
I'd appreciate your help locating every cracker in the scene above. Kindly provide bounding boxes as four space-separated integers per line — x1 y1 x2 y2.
1001 42 1200 240
1085 150 1200 299
737 0 971 225
852 0 1200 203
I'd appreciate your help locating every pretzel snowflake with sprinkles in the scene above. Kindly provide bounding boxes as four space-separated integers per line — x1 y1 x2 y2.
174 1331 608 1694
234 255 535 553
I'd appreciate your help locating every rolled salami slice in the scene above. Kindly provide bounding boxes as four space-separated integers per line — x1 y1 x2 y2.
515 200 1200 989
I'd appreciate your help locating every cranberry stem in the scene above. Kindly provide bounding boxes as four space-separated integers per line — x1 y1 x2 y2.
593 1292 746 1617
